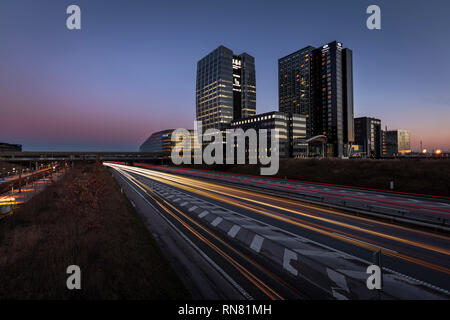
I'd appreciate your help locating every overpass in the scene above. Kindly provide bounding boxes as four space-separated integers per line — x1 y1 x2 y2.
0 151 169 163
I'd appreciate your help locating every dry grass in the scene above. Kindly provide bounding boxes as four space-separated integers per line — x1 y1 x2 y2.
0 161 190 299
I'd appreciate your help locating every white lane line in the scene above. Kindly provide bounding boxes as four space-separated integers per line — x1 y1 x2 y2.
113 169 253 300
250 235 264 253
326 268 350 293
228 225 241 238
188 206 198 212
198 211 209 218
111 164 450 296
283 249 298 276
211 217 223 226
334 233 398 254
180 201 188 207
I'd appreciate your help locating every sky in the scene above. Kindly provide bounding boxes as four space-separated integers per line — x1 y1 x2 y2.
0 0 449 152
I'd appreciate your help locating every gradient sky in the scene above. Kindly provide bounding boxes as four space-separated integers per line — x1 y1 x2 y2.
1 0 449 151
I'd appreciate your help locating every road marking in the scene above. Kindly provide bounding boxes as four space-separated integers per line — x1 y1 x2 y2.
250 235 264 253
111 164 450 297
211 217 223 226
188 206 198 212
283 249 298 276
112 169 254 300
180 201 188 207
228 225 241 238
327 268 350 293
198 211 209 218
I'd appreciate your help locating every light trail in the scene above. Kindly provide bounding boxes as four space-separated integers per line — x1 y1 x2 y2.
138 164 450 200
143 165 450 214
119 164 450 254
114 167 307 300
109 163 450 275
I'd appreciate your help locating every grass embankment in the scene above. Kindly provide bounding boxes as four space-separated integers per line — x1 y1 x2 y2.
182 158 450 197
0 162 190 299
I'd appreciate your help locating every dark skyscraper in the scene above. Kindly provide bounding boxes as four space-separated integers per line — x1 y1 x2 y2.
354 117 382 158
196 46 256 131
279 46 315 137
279 41 354 157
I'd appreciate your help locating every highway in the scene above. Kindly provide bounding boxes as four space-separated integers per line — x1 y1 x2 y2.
105 163 450 300
135 164 450 230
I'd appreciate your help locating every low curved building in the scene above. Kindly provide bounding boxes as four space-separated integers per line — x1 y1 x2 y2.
139 130 175 153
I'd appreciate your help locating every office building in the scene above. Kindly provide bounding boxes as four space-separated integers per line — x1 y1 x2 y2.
196 46 256 131
139 129 175 153
384 130 411 156
229 111 307 158
279 41 354 157
0 142 22 153
354 117 382 158
139 129 196 154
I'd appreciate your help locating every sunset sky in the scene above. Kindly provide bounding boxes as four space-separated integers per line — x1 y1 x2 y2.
1 0 449 151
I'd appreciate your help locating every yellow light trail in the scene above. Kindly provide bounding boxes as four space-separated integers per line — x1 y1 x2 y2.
115 167 298 300
120 165 450 254
111 164 450 275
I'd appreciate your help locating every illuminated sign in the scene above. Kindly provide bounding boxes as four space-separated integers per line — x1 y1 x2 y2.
232 57 242 92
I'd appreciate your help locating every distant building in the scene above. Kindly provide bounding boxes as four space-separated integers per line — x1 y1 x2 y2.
354 117 382 158
384 130 411 156
0 142 22 153
196 46 256 132
139 129 175 153
279 41 354 157
229 111 307 158
139 129 194 154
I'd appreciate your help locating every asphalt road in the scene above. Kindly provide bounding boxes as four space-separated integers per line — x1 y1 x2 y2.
136 164 450 230
106 163 450 300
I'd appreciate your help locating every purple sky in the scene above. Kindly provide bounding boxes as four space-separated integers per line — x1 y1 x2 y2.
1 0 449 152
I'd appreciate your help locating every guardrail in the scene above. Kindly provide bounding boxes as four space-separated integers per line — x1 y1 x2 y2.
136 173 449 300
144 166 450 232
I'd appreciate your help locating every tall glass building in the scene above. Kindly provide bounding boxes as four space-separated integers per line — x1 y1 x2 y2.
354 117 382 158
279 41 354 157
384 130 411 156
196 46 256 131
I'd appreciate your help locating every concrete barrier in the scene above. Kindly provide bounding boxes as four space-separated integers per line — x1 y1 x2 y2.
149 179 450 300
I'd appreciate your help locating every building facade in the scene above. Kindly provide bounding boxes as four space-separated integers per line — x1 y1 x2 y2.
0 142 22 153
279 41 354 157
196 46 256 131
354 117 382 158
229 111 307 158
139 129 175 153
139 129 196 156
384 130 411 156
